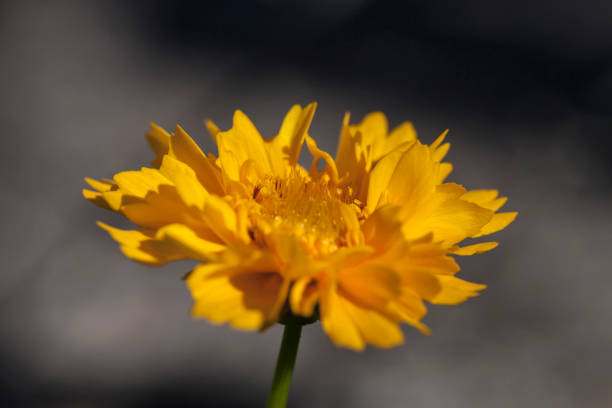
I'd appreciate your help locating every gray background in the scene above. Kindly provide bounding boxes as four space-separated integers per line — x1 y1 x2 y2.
1 1 611 407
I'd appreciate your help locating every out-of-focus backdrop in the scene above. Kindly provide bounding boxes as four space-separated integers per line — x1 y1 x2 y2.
1 1 611 407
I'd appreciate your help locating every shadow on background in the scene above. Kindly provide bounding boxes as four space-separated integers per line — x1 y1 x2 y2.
1 1 611 407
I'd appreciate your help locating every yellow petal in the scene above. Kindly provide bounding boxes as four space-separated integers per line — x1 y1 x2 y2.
170 125 225 196
451 242 498 255
265 233 313 278
103 168 170 213
339 202 364 246
101 189 127 211
429 129 448 151
461 189 511 212
334 114 372 200
82 189 112 210
319 284 365 350
336 112 417 199
188 265 285 330
150 224 226 259
430 275 486 305
290 276 320 317
340 290 404 348
369 137 459 216
85 177 115 192
217 110 272 181
380 122 417 160
113 168 170 198
146 123 171 167
98 222 151 247
430 130 450 162
385 142 438 213
158 155 208 210
217 149 242 186
428 200 492 243
390 306 430 335
120 185 190 228
200 195 239 244
339 264 401 310
336 113 416 203
461 189 499 205
366 148 405 213
361 205 404 252
334 112 356 178
97 222 165 265
389 288 428 325
473 212 518 237
405 242 460 275
485 197 508 212
265 103 317 177
98 222 224 265
438 162 453 182
432 142 450 162
404 190 493 245
400 269 441 301
328 245 374 270
205 119 220 143
354 112 388 161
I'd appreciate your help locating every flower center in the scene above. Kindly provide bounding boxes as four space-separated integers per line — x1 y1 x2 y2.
250 172 359 256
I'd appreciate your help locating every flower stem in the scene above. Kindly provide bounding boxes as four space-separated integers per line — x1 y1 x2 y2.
266 322 302 408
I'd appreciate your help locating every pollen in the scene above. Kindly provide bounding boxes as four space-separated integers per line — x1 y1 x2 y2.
250 172 359 256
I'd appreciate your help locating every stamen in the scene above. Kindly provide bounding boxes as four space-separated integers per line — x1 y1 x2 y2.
250 173 358 255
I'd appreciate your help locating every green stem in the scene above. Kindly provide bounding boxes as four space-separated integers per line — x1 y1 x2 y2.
266 323 302 408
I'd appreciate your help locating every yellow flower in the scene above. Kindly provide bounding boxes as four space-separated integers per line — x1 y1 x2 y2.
84 103 516 350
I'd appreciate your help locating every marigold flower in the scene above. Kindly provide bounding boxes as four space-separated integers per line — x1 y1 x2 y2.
83 103 516 350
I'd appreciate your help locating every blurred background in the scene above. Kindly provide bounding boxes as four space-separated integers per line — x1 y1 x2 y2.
1 0 611 407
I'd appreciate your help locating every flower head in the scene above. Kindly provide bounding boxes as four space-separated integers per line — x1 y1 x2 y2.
84 103 516 350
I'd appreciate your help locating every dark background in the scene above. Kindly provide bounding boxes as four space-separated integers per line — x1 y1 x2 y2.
1 1 611 407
